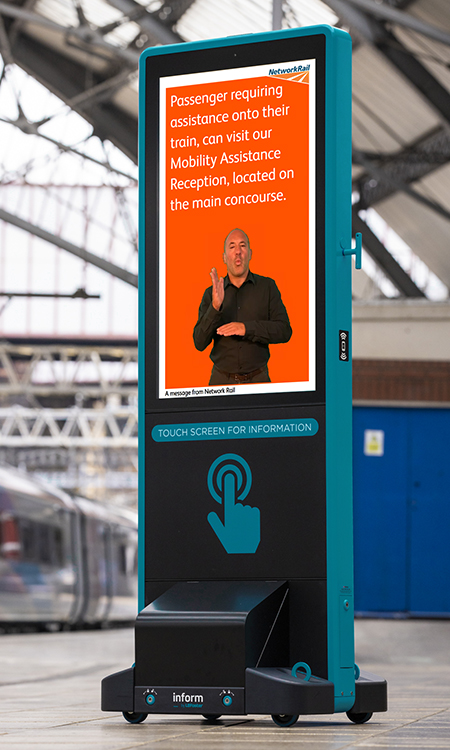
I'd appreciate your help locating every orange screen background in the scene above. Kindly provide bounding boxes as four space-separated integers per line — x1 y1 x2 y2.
164 74 312 389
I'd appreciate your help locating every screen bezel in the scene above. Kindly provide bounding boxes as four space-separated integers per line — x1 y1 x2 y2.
143 33 326 414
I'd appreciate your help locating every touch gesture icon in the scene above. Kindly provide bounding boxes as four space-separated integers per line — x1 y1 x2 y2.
207 453 260 554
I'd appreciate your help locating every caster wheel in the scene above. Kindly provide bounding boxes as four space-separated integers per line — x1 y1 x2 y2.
203 714 221 721
272 714 299 727
346 711 373 724
122 711 148 724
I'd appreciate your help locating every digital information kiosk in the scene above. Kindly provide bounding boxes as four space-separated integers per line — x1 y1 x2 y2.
102 24 387 727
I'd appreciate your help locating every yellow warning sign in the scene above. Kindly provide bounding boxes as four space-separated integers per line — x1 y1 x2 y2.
364 429 384 457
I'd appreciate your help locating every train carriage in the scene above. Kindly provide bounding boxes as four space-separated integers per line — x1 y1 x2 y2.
0 467 137 628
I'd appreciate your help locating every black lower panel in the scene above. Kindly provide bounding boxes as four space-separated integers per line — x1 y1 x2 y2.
135 580 288 687
288 579 328 679
143 578 329 686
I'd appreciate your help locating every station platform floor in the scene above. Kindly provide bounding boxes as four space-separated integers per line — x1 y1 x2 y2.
0 618 449 749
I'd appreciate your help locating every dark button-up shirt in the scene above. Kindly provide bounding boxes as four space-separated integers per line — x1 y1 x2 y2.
193 271 292 374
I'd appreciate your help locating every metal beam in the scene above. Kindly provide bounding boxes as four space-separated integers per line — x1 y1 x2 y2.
2 112 137 181
0 405 138 447
356 126 450 208
0 342 137 397
11 33 138 161
352 208 425 297
331 0 450 269
65 68 134 109
67 69 137 111
272 0 283 31
157 0 198 24
353 149 450 225
377 29 450 129
324 0 378 42
0 9 13 66
0 207 138 287
339 0 450 47
105 0 182 45
0 1 140 65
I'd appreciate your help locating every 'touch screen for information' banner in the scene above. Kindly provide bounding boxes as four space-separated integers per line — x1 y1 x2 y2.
159 59 316 400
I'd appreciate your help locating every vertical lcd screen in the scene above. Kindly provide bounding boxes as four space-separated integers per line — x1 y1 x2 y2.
159 59 316 400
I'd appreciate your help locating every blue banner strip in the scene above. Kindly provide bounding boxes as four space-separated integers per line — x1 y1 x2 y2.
152 418 318 442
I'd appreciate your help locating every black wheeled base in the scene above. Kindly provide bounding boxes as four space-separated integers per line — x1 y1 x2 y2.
101 581 387 724
102 665 387 723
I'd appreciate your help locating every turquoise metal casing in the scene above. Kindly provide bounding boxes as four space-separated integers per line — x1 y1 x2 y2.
322 27 355 711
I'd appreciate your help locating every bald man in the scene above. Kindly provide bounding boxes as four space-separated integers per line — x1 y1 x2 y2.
194 228 292 385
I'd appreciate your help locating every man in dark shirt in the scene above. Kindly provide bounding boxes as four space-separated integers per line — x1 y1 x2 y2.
193 228 292 385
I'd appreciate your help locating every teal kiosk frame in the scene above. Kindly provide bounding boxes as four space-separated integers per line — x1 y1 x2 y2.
102 24 387 727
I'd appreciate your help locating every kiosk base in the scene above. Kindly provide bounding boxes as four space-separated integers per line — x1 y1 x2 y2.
102 581 387 724
102 666 387 723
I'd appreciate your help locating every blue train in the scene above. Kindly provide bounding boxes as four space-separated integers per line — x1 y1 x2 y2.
0 467 137 628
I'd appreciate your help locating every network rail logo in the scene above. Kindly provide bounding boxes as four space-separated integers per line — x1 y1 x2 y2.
268 64 310 83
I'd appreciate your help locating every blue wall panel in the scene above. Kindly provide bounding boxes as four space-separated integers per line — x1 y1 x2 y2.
353 407 409 614
353 406 450 617
409 410 450 616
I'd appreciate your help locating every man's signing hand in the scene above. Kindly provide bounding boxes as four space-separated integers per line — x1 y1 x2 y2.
210 267 224 311
217 322 246 337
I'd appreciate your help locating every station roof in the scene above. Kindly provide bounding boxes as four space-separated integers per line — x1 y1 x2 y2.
1 0 450 300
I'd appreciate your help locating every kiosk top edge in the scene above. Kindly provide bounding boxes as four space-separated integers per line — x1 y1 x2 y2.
138 25 350 64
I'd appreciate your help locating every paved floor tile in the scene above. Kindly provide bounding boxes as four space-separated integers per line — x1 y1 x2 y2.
0 620 449 749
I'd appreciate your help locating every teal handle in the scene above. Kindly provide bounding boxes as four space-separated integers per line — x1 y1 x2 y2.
341 232 362 269
291 661 311 681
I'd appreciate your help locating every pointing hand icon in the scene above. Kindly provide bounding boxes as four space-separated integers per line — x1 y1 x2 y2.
207 455 260 554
